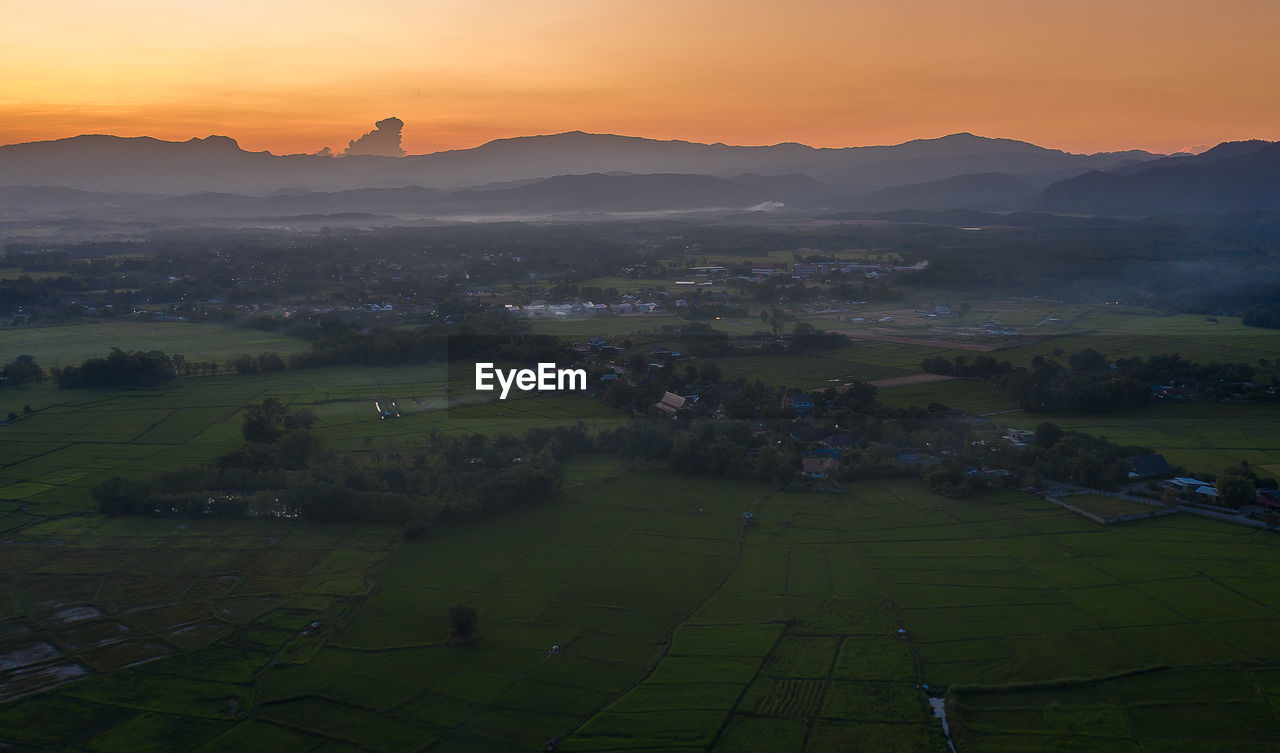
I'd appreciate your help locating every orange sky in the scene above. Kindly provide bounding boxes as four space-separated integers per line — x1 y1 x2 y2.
2 0 1277 155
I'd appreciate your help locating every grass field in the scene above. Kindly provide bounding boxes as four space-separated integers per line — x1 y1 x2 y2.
0 268 67 281
689 339 980 390
527 315 684 338
5 312 1280 751
873 365 1280 482
999 310 1280 367
690 353 910 389
8 464 1280 751
0 321 311 367
0 362 624 527
876 379 1014 413
997 403 1280 478
528 303 1280 396
1056 494 1168 519
0 515 400 706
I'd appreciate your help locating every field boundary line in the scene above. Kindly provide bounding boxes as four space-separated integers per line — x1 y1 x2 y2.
705 619 789 751
566 487 780 750
0 441 75 469
415 461 660 750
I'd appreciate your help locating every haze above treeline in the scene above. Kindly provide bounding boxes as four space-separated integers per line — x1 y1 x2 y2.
1 120 1278 222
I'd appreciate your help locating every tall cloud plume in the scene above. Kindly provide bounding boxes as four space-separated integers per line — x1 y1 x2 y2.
342 116 406 157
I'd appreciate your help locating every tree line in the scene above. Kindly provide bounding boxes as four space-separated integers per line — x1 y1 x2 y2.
50 348 176 389
922 348 1275 413
92 398 575 530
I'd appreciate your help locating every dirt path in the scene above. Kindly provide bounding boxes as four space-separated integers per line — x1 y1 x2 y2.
846 331 997 351
868 373 956 388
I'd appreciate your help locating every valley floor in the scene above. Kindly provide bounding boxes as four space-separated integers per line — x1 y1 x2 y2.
7 460 1280 752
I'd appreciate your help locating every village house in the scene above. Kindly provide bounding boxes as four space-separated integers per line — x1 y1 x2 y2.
1128 454 1172 478
801 457 840 479
789 394 816 414
654 392 694 416
1167 476 1213 490
1003 428 1033 447
896 451 941 467
792 263 825 279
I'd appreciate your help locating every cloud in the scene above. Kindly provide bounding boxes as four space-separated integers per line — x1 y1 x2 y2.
342 116 405 156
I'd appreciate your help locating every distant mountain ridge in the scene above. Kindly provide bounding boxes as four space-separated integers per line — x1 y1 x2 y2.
0 130 1163 195
845 172 1035 212
0 173 778 219
2 129 1277 219
1040 140 1280 215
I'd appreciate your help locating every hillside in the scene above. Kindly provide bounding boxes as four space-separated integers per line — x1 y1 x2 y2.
0 130 1162 195
1041 141 1280 215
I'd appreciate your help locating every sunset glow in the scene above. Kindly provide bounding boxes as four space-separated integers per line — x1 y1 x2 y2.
3 0 1277 154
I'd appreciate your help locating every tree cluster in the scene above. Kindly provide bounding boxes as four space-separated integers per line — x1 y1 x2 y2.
51 348 175 389
1243 305 1280 330
283 309 532 370
923 348 1275 413
1 355 44 386
1024 422 1149 490
92 400 579 527
790 322 852 351
227 352 287 375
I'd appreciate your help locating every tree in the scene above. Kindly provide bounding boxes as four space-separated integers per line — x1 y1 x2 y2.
257 352 286 372
1034 422 1065 449
768 307 784 337
92 476 154 515
242 398 288 443
448 604 478 644
230 354 258 375
2 355 44 385
276 429 320 469
285 408 317 431
51 349 175 389
1069 348 1109 372
1217 469 1256 509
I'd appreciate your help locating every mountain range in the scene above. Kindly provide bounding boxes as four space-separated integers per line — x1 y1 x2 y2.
0 130 1276 220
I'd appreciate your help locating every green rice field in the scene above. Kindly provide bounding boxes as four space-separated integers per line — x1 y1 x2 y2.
1055 494 1168 519
0 363 623 526
4 312 1280 752
0 321 311 367
7 464 1280 751
876 379 1014 413
999 403 1280 478
1001 310 1280 367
